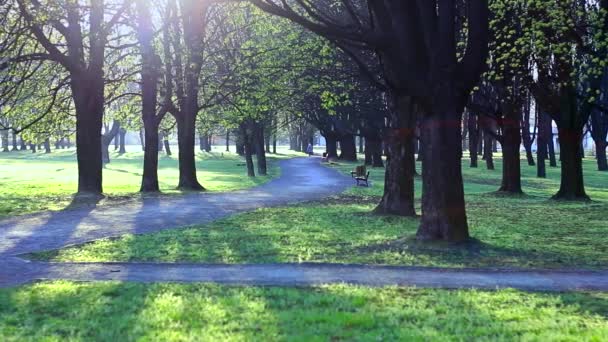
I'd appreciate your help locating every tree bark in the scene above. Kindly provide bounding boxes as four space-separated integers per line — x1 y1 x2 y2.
71 70 105 194
1 129 8 152
226 131 230 152
324 134 338 159
537 112 550 178
468 112 479 167
597 141 608 171
118 129 126 154
44 138 51 154
241 124 255 177
253 122 267 176
364 138 373 165
417 109 469 242
498 107 523 193
141 121 161 192
338 134 357 161
374 94 416 217
101 121 120 165
176 116 205 190
553 128 588 200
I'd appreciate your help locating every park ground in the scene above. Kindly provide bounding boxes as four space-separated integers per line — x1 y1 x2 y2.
1 147 607 340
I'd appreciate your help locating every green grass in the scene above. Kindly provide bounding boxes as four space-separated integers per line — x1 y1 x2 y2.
0 281 606 341
32 155 608 269
0 146 303 218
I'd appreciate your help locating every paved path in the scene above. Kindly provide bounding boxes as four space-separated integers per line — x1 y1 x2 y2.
1 157 608 292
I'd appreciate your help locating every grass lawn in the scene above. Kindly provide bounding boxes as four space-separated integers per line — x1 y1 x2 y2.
31 155 608 269
0 281 606 341
0 146 302 218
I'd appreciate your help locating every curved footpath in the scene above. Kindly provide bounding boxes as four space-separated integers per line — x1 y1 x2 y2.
1 157 607 291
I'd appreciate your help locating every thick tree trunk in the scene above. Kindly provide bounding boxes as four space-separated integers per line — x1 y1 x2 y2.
176 116 204 191
141 120 161 192
370 138 384 167
325 134 338 159
364 139 373 165
72 72 105 195
199 136 205 151
374 95 416 217
11 132 18 151
1 129 8 152
468 113 479 167
30 143 36 153
417 109 469 242
553 128 588 200
272 132 277 154
484 130 495 170
254 122 267 176
114 133 119 150
44 138 51 154
338 134 357 161
498 109 523 193
597 141 608 171
225 131 230 152
241 125 255 177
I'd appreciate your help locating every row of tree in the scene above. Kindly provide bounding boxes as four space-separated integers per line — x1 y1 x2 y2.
1 0 607 243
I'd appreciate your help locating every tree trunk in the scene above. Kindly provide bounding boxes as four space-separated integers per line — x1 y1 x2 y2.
71 71 105 194
498 108 523 193
265 128 271 154
226 131 230 152
338 134 357 161
44 138 51 154
253 122 267 176
553 128 588 200
101 121 120 165
30 143 36 153
417 109 469 242
139 128 145 151
468 112 479 167
548 133 557 167
537 112 549 178
1 129 9 152
597 141 608 171
141 120 161 192
483 129 495 170
241 124 255 177
176 116 205 191
164 139 172 156
359 135 364 154
325 134 338 159
374 94 416 217
11 132 18 151
118 129 127 154
364 138 373 165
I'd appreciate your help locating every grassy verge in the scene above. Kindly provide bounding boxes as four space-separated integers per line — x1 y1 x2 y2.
0 282 606 341
31 156 608 269
0 146 303 218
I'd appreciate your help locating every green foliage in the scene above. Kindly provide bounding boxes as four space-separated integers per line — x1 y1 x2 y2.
0 282 606 341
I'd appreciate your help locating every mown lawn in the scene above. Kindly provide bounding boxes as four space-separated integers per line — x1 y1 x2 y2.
0 146 301 218
0 282 606 341
31 155 608 269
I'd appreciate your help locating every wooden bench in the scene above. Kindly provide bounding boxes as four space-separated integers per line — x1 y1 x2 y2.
355 171 371 187
351 165 367 178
